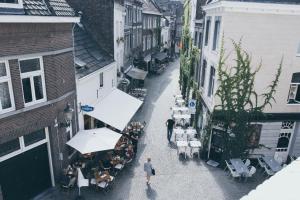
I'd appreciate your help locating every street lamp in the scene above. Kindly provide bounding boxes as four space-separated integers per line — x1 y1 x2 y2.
60 103 74 128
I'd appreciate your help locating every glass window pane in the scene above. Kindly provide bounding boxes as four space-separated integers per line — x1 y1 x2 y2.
0 138 20 157
0 62 7 77
20 58 41 73
22 78 33 103
0 82 12 109
34 76 44 100
24 129 46 146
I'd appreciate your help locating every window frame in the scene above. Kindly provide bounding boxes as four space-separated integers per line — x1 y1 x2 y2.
0 60 15 114
204 17 211 47
212 17 221 51
200 59 207 88
287 73 300 104
0 0 23 9
19 56 47 107
208 66 216 97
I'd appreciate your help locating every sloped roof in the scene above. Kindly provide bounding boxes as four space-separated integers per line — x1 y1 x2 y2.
74 24 114 79
141 0 162 15
207 0 300 4
0 0 75 16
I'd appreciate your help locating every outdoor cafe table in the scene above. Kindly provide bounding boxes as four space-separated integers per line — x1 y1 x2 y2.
176 141 188 158
174 94 182 99
174 128 185 134
230 158 250 175
173 114 191 120
171 106 189 112
262 157 283 172
189 140 201 148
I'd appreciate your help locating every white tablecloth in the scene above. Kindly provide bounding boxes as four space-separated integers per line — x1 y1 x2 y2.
189 141 201 148
176 141 188 147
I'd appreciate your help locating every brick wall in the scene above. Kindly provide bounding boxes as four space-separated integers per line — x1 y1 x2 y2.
0 23 77 183
67 0 114 56
0 23 73 57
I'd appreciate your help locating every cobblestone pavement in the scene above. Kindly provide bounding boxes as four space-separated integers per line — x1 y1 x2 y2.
37 59 263 200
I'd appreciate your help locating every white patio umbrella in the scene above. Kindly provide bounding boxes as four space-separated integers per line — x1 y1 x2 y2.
66 128 122 154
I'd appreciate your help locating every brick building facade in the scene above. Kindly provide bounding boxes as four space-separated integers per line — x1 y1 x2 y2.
0 1 79 199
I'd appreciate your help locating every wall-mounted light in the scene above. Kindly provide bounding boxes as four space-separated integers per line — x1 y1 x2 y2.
59 103 74 128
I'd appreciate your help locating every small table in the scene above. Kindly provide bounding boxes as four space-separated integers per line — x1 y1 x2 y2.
176 141 188 159
262 157 282 172
173 114 191 120
230 158 250 176
189 140 201 158
174 128 184 140
189 140 201 148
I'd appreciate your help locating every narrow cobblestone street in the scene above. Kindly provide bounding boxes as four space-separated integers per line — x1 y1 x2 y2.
38 59 261 200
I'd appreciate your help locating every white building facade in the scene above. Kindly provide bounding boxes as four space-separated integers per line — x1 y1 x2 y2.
198 0 300 162
114 1 125 73
76 63 117 131
161 16 170 49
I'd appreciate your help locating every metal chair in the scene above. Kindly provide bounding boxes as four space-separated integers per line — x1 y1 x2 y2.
264 165 275 177
244 159 251 167
257 157 266 169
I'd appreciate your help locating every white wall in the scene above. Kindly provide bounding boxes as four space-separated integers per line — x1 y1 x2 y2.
114 2 125 73
76 62 117 130
201 6 300 114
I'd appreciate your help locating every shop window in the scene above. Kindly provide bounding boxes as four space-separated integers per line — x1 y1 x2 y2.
19 58 46 106
0 138 20 157
248 124 262 148
0 61 15 114
23 129 46 147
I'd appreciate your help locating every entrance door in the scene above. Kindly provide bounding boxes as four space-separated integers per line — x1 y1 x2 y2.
274 121 295 164
0 144 52 200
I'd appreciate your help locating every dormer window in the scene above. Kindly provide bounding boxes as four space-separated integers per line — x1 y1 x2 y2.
0 0 23 9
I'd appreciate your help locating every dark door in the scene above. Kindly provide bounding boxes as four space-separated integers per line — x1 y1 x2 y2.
0 144 52 200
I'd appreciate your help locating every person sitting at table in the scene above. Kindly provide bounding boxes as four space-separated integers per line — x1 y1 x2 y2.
125 145 134 160
130 134 139 153
94 170 111 184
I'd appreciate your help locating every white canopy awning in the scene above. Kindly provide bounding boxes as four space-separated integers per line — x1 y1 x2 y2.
127 67 148 80
86 89 143 131
241 158 300 200
66 128 122 154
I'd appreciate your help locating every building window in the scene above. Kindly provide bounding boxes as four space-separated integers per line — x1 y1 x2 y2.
212 17 221 51
23 129 46 147
204 17 211 46
194 32 198 46
200 60 207 87
0 0 18 3
143 36 146 51
0 61 15 114
287 72 300 104
208 66 215 97
99 72 104 88
0 138 20 157
198 33 202 48
19 58 46 106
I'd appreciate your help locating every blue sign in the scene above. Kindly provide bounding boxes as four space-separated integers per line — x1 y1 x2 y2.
188 99 196 114
81 105 94 112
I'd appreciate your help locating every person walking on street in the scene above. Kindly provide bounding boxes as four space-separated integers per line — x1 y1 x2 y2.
144 158 153 185
166 118 175 142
